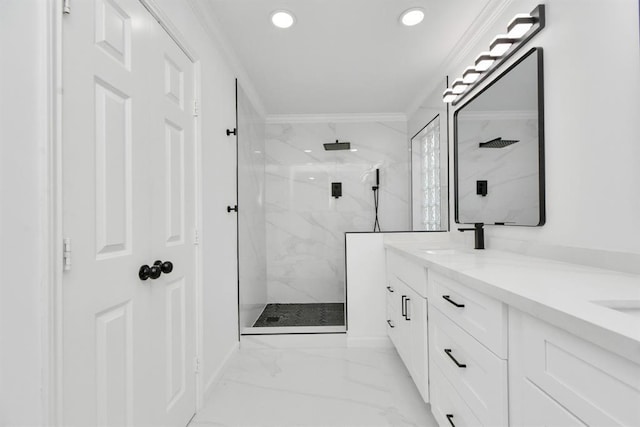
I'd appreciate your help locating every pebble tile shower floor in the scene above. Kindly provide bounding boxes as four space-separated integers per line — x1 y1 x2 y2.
252 303 345 327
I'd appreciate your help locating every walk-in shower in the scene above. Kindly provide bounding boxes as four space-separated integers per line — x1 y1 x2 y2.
235 81 410 335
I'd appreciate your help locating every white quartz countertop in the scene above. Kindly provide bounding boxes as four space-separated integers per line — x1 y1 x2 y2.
384 241 640 365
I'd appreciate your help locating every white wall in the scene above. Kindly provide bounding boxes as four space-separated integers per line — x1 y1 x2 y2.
418 0 640 255
264 119 409 304
0 1 48 425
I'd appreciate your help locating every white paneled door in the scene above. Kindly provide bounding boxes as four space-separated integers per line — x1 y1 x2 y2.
62 0 196 425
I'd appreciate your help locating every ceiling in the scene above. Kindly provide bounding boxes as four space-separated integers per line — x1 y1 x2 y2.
201 0 495 115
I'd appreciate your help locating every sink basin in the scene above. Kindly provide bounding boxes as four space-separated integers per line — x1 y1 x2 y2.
419 249 461 255
591 300 640 320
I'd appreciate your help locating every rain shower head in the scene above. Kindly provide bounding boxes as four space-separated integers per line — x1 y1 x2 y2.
323 140 351 151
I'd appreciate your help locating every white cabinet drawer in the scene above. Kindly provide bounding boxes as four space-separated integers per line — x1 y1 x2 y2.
509 309 640 426
386 250 428 297
430 365 483 427
430 306 508 426
428 271 507 358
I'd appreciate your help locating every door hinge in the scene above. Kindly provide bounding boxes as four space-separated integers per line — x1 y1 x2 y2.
194 357 200 374
63 238 72 271
63 0 71 14
193 229 200 245
193 100 199 117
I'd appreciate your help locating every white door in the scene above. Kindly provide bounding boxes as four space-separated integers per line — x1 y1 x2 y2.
62 0 196 425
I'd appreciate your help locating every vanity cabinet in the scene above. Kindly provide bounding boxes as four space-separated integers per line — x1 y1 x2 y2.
509 309 640 426
385 251 429 403
428 271 508 426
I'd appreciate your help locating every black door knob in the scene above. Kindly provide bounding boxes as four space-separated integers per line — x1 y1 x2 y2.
149 265 162 280
139 265 151 281
154 260 173 274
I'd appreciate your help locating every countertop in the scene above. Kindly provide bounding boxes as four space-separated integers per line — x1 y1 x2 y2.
384 241 640 365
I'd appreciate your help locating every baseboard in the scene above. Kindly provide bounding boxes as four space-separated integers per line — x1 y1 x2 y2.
202 341 239 399
346 336 393 348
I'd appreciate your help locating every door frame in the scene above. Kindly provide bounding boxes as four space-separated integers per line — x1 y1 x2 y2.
46 1 204 424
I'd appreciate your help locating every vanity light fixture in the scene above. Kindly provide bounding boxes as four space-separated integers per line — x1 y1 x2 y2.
443 4 545 105
489 35 515 57
271 10 295 29
451 79 467 94
474 52 496 72
400 8 425 26
442 88 457 103
462 67 480 84
507 14 536 39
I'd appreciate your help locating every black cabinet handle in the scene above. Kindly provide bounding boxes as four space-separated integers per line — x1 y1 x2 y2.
226 128 237 136
387 319 395 328
444 349 467 368
227 205 238 213
401 295 406 317
443 295 465 308
404 298 411 321
386 286 394 293
446 414 455 427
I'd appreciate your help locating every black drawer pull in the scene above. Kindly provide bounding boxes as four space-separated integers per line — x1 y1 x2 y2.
404 298 411 321
387 319 395 328
446 414 455 427
386 286 395 293
401 295 407 317
443 295 465 308
444 349 467 368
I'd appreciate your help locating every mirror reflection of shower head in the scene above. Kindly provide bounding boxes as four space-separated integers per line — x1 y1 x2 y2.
323 139 351 151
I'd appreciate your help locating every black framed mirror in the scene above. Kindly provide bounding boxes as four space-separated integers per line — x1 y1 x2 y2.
454 47 545 227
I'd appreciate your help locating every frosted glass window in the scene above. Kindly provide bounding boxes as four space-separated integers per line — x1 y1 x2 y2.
411 115 448 231
421 119 440 229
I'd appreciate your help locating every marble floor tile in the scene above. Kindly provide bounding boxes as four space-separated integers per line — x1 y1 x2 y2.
190 346 437 427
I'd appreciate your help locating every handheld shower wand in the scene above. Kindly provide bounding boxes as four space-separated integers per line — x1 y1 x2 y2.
372 169 381 232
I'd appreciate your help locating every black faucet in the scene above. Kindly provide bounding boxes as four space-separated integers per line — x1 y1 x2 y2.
458 223 485 250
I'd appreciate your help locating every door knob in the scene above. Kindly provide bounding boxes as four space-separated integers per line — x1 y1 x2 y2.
149 265 162 280
139 265 151 280
154 260 173 274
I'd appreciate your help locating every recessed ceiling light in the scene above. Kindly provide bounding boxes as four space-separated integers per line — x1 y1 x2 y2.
271 10 295 29
304 149 312 153
400 8 425 26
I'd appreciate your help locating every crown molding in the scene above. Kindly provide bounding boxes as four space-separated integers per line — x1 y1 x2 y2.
185 0 267 118
405 0 515 117
265 113 407 124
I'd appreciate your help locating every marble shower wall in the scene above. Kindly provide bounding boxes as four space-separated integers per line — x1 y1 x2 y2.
265 121 409 304
237 84 267 328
